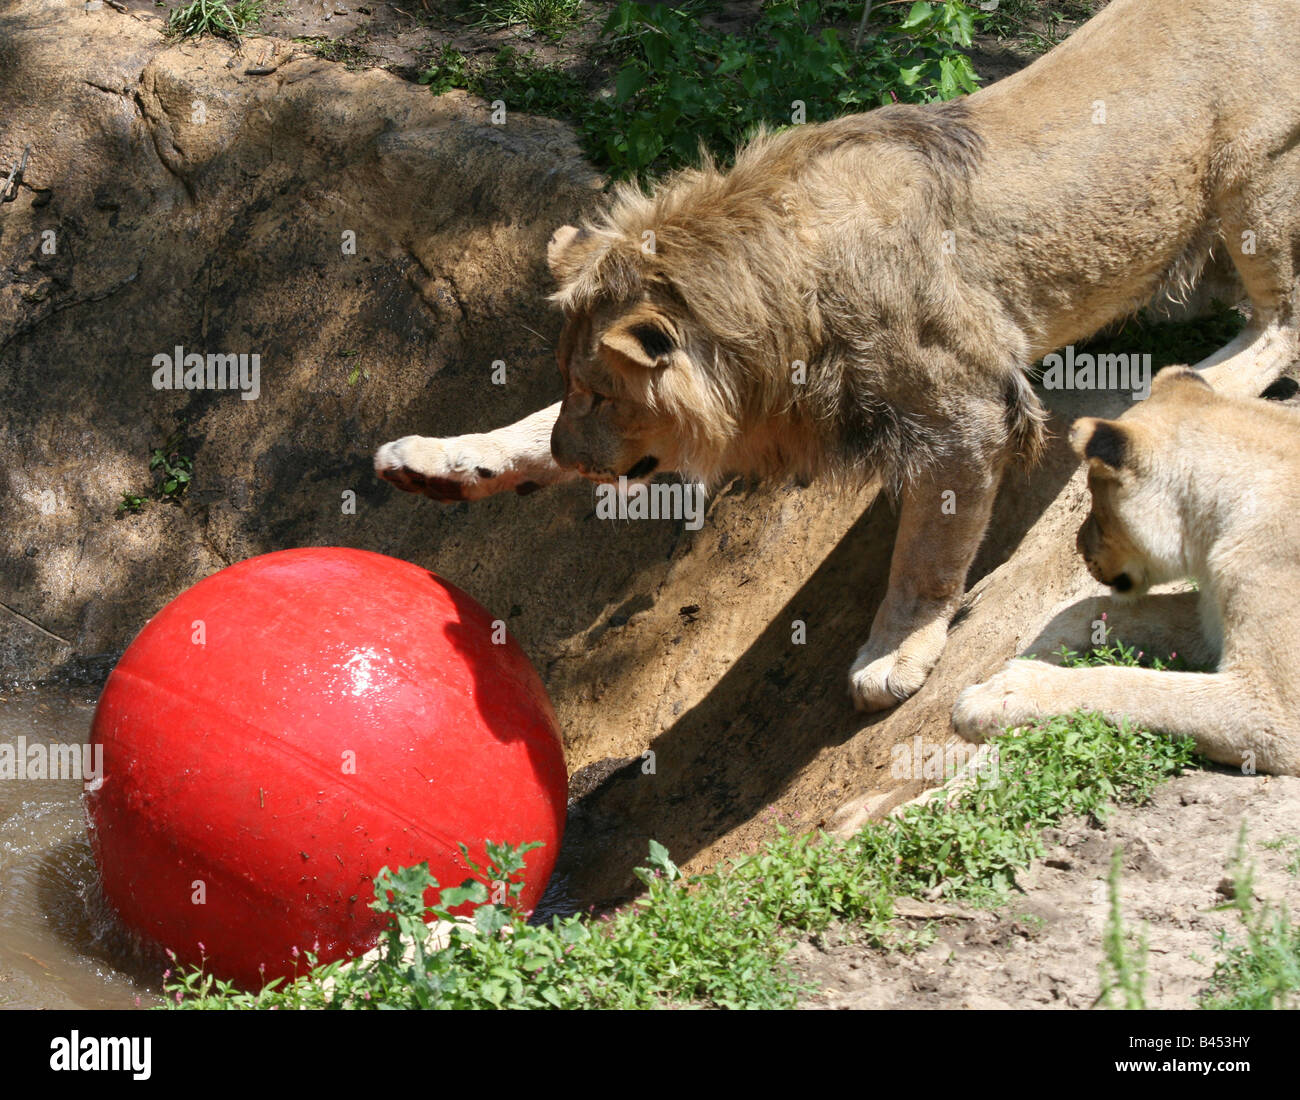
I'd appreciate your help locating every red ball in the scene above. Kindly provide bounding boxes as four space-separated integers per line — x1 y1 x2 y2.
86 547 566 988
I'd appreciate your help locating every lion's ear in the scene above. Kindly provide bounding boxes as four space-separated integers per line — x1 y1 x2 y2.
599 311 676 371
1069 417 1130 475
547 225 587 278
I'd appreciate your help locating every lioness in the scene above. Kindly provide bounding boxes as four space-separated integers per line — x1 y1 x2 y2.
953 367 1300 777
376 0 1300 712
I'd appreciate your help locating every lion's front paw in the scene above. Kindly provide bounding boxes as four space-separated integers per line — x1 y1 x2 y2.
374 435 512 501
952 659 1057 742
848 647 935 713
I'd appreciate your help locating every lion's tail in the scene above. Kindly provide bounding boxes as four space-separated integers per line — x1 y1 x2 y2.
1004 369 1050 466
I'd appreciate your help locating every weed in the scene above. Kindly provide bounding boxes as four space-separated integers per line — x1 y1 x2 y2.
1200 825 1300 1009
461 0 587 38
1096 846 1148 1008
167 0 264 41
117 432 194 514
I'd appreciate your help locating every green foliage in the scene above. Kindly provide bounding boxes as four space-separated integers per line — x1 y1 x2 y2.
167 0 264 40
596 0 980 178
473 47 589 117
418 44 473 96
1200 825 1300 1010
1097 846 1149 1009
420 1 984 180
117 433 194 514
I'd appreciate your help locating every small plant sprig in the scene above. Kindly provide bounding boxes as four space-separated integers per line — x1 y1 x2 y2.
167 0 265 41
117 433 194 514
1096 846 1149 1009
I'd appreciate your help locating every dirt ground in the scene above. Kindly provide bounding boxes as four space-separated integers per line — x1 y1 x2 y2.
793 769 1300 1009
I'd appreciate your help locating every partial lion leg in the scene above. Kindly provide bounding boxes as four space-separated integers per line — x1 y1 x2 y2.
374 402 579 501
849 462 1002 712
952 661 1298 775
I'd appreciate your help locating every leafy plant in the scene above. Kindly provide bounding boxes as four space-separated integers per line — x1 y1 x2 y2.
150 445 193 500
117 433 194 514
167 0 264 41
420 0 985 180
596 0 981 178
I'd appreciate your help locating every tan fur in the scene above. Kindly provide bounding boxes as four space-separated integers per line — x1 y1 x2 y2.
954 369 1300 776
376 0 1300 712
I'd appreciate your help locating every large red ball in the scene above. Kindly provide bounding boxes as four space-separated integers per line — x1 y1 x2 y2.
86 547 567 988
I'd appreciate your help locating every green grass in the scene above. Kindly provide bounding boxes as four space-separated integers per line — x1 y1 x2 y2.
293 36 377 70
1199 826 1300 1010
1096 846 1149 1009
167 0 264 40
460 0 587 37
1075 300 1247 372
163 635 1197 1009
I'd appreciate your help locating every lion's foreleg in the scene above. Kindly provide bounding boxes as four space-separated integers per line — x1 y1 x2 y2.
952 662 1296 775
374 402 578 501
849 465 1001 712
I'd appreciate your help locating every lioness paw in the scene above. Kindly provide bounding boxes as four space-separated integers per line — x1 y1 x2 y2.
374 435 515 501
952 659 1057 742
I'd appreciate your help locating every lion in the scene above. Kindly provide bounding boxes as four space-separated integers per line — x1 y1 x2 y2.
375 0 1300 713
952 367 1300 777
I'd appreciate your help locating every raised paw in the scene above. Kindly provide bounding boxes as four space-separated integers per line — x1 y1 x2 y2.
951 659 1060 742
374 435 517 502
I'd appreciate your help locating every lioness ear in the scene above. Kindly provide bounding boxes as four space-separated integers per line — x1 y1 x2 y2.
1150 365 1213 397
547 225 587 278
1069 417 1129 474
599 312 676 371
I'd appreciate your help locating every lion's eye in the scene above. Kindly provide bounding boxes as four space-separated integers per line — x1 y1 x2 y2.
590 393 608 410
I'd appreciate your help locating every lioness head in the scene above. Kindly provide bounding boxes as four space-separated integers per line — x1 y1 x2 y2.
1069 367 1212 597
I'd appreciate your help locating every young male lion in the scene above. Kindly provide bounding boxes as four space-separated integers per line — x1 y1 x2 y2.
376 0 1300 713
953 367 1300 777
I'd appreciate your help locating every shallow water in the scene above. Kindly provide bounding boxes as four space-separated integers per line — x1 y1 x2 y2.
0 686 159 1008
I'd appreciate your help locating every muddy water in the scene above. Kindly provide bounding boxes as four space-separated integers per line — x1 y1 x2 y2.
0 686 159 1008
